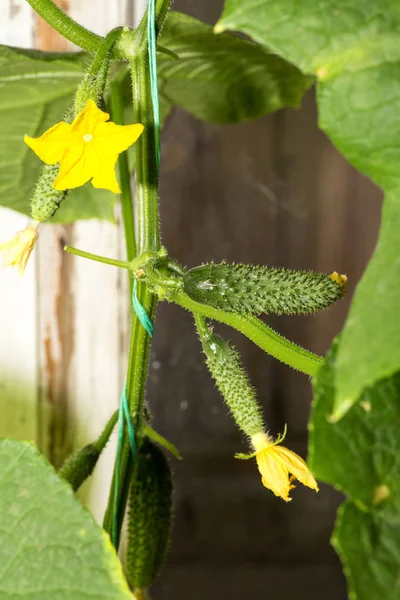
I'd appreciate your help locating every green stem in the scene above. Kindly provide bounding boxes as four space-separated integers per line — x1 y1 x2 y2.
133 0 172 52
175 291 323 377
102 289 156 546
109 81 137 264
194 313 211 340
131 55 160 254
93 410 119 453
144 424 182 460
103 0 172 547
25 0 103 52
64 245 131 270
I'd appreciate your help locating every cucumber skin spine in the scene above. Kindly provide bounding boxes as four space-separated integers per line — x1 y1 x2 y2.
126 439 173 592
183 262 344 315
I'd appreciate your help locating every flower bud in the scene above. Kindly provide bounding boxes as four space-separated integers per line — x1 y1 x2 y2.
0 223 38 276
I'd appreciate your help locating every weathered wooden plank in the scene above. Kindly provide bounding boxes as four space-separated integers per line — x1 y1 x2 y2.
32 0 131 522
0 2 38 443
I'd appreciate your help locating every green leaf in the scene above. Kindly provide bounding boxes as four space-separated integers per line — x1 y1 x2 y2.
51 185 115 223
216 0 400 417
0 46 115 222
309 340 400 599
309 339 400 514
0 439 133 600
158 12 312 124
333 501 400 600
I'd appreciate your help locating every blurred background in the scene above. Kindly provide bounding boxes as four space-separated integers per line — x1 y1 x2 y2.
0 1 383 599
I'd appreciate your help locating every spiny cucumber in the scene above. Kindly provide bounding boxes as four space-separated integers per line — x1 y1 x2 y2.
126 439 173 593
197 317 264 437
184 262 345 315
58 444 100 491
31 164 68 222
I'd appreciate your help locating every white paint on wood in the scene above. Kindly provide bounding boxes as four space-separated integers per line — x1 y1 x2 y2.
0 3 37 442
0 210 38 441
0 0 34 48
70 220 123 521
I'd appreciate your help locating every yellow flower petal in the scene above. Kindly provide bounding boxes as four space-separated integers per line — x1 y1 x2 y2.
24 122 77 165
92 122 145 155
90 144 120 193
251 431 318 501
52 142 88 190
272 446 319 492
71 98 109 134
256 448 292 501
0 224 38 276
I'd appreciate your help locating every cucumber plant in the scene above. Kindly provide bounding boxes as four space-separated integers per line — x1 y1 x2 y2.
0 1 399 599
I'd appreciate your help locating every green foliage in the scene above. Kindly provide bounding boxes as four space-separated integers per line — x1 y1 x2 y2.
0 439 132 600
0 45 115 222
333 502 400 600
126 439 173 592
216 0 400 419
184 262 344 315
0 23 312 220
2 3 400 597
197 317 264 437
309 339 400 599
158 12 312 123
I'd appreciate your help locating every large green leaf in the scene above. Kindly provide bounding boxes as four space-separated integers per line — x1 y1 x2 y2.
333 502 400 600
309 340 400 598
0 439 133 600
158 12 312 123
309 339 400 514
0 46 115 222
216 0 400 418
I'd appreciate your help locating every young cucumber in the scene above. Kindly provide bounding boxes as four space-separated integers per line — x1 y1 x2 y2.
184 262 344 315
126 439 173 593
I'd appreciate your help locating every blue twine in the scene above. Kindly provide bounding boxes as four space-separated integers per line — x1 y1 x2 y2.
148 0 161 172
112 384 136 548
133 278 154 337
111 0 157 549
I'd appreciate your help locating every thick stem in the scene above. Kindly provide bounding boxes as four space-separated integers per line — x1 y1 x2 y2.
133 0 172 51
25 0 102 52
109 81 137 264
131 55 160 255
103 0 172 546
102 289 156 545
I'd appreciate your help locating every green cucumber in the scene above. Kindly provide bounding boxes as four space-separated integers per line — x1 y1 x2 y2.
126 439 173 593
58 444 100 491
184 262 344 315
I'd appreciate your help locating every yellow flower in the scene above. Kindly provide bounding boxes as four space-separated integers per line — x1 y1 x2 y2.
24 99 144 194
251 431 318 502
0 223 38 276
